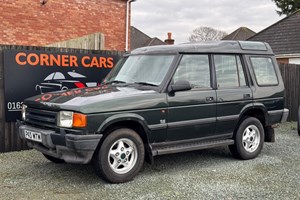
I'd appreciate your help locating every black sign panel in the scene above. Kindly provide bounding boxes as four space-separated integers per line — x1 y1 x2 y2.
3 50 121 122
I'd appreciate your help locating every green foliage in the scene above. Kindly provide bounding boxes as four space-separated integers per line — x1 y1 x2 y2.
272 0 300 15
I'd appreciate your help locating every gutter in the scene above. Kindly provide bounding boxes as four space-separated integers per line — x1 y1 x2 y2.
276 53 300 59
125 0 136 51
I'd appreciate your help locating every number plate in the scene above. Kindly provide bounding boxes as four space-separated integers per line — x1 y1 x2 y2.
24 130 42 142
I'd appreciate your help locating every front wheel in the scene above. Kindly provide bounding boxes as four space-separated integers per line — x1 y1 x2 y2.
93 128 145 183
229 117 264 160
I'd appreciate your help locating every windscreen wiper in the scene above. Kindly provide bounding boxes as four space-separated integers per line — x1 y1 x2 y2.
134 82 158 87
105 80 127 84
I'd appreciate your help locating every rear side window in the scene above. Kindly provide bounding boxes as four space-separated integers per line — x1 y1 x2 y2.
214 55 246 88
250 57 278 86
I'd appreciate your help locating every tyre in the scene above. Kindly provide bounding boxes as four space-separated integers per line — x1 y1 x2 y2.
61 86 68 91
229 117 264 160
93 128 145 183
43 153 65 163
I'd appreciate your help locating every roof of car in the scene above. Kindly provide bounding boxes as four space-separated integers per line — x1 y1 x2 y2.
130 40 274 55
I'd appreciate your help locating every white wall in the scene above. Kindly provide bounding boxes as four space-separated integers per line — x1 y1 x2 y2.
289 58 300 65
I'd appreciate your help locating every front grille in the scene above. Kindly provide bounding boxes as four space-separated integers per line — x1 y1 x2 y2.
25 107 57 129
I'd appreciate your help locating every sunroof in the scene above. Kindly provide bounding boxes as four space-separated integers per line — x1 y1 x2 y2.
239 41 267 51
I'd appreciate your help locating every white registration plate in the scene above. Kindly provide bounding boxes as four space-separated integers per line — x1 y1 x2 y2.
24 130 42 143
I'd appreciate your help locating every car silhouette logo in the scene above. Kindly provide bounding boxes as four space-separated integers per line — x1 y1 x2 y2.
35 71 99 94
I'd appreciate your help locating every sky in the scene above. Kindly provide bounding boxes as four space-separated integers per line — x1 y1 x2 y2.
131 0 284 44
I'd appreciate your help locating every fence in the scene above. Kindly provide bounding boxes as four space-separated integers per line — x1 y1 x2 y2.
279 63 300 121
0 45 123 153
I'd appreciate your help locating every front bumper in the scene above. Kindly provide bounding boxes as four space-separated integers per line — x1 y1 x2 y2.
17 121 102 164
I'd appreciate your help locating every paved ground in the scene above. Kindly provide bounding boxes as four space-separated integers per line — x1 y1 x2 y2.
0 122 299 200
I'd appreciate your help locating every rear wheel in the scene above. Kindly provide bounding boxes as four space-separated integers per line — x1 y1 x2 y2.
61 86 68 91
93 128 145 183
229 117 264 160
43 153 65 163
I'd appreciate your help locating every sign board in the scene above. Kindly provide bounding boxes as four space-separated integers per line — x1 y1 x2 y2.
3 50 121 122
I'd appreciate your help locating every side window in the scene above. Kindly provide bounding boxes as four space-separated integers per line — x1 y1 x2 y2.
173 54 210 88
214 55 246 88
44 73 55 81
53 72 65 80
250 57 278 86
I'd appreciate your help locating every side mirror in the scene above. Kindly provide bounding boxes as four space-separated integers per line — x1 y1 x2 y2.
170 80 192 92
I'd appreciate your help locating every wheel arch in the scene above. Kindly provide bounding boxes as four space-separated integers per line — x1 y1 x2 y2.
238 103 268 127
234 104 270 142
96 113 153 163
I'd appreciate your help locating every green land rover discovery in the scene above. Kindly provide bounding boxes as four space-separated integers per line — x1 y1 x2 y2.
17 41 289 183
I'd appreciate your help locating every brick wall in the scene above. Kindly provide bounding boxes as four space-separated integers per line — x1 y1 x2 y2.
0 0 129 51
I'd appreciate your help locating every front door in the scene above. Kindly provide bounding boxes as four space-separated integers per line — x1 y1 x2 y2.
167 54 217 141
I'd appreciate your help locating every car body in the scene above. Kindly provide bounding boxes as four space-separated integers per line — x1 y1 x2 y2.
17 41 289 183
35 71 98 94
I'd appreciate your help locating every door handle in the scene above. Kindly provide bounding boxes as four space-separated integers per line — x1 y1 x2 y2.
206 97 214 102
243 94 251 99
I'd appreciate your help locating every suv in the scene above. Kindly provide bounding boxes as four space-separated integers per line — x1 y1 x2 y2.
17 41 289 183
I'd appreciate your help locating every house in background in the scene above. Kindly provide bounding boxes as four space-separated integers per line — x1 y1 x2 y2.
131 26 166 50
222 27 256 41
248 10 300 64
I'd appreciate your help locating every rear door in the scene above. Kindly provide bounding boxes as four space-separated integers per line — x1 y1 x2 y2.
167 54 217 141
213 54 253 136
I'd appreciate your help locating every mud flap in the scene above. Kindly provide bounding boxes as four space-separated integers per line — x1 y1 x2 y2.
264 126 275 142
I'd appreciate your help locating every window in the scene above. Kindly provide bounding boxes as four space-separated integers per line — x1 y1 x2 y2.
214 55 246 88
173 55 210 88
239 41 267 51
44 73 55 81
53 72 65 80
68 72 86 78
250 57 278 86
105 55 175 86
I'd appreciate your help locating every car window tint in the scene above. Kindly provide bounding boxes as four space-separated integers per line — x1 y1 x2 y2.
44 73 55 81
214 55 246 88
250 57 278 86
173 54 210 88
53 72 65 80
68 72 86 78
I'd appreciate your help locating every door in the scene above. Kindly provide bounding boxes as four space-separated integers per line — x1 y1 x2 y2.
214 54 253 135
167 54 217 141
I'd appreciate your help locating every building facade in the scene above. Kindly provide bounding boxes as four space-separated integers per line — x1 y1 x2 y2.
0 0 130 51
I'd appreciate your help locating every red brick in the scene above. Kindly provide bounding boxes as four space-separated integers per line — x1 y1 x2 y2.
0 0 130 51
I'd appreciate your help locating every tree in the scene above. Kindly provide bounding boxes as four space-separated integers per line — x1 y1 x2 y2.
188 26 227 42
272 0 300 16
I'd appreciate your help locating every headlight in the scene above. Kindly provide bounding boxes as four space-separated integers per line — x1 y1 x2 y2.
58 111 87 128
58 111 73 128
22 105 27 121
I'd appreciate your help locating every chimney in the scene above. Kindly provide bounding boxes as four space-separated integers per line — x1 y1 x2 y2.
165 32 175 45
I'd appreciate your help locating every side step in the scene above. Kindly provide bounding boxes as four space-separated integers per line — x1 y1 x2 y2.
152 139 234 156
